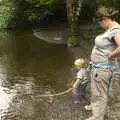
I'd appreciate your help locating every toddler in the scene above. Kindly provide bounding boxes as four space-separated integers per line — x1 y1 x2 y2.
72 58 89 103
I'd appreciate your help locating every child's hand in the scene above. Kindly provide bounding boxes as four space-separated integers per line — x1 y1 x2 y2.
67 79 76 88
72 79 81 88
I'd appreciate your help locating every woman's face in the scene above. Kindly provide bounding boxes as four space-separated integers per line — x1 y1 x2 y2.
97 17 109 29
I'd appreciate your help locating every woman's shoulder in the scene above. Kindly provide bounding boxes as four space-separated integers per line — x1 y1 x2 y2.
109 25 120 37
110 25 120 31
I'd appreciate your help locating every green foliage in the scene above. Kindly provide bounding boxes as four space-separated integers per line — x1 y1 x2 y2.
23 0 55 23
0 0 119 28
0 0 25 28
98 0 120 9
114 0 120 9
67 36 78 47
0 0 16 28
21 0 66 25
78 24 103 49
25 0 54 6
0 0 66 28
79 0 120 22
79 0 97 21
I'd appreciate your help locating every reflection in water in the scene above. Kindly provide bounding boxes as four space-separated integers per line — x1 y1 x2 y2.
0 60 11 114
0 86 12 114
0 58 15 120
0 55 37 120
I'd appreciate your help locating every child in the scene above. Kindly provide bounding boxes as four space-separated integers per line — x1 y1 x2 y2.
72 58 89 103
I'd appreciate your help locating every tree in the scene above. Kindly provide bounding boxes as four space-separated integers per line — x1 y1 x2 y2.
66 0 83 46
66 0 83 35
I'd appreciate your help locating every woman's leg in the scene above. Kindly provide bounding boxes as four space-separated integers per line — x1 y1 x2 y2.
86 68 112 120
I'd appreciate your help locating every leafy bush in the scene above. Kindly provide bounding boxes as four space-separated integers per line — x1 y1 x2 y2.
0 0 66 28
0 0 17 28
0 0 119 28
67 36 78 47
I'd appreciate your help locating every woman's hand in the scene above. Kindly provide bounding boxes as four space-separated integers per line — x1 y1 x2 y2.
107 33 120 60
107 52 114 60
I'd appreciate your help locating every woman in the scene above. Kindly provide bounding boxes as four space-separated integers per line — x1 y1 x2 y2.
85 7 120 120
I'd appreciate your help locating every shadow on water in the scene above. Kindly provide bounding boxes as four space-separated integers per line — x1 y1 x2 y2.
0 28 120 120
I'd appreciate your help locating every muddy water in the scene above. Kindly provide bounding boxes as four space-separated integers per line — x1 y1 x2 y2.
0 29 120 120
0 29 89 120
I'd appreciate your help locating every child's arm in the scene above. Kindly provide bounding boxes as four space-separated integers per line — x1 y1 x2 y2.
72 78 82 89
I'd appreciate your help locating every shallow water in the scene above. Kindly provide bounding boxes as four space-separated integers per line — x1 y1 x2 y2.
0 28 120 120
0 29 90 120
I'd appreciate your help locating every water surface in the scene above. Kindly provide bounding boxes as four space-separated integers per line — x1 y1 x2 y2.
0 29 120 120
0 29 90 120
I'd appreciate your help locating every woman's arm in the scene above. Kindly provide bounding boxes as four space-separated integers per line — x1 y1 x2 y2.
108 33 120 59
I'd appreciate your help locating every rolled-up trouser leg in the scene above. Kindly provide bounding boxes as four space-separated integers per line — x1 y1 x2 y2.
90 68 112 120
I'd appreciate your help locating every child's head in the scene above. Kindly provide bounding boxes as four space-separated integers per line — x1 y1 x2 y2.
74 58 88 69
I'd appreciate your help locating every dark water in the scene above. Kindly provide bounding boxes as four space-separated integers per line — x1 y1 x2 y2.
0 29 120 120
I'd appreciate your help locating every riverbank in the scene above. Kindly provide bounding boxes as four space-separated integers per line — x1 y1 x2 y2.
33 23 99 58
33 23 69 45
33 23 102 48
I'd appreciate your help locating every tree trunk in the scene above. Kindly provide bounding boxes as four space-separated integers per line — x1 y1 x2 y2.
66 0 83 36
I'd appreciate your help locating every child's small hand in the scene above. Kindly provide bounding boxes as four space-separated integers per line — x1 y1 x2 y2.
67 79 76 88
72 79 81 88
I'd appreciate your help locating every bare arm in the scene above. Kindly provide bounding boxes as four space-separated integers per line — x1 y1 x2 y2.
108 33 120 59
72 78 81 88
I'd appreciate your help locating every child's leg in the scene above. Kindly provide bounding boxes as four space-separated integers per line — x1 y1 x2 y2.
72 88 80 103
78 84 88 100
72 88 79 98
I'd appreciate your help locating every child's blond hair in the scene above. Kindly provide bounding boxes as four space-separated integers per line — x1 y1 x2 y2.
74 58 88 68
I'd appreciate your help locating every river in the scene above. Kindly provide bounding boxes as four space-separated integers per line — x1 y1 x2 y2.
0 28 120 120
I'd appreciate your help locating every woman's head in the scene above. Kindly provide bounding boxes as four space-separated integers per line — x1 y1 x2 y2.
74 58 88 69
95 7 119 29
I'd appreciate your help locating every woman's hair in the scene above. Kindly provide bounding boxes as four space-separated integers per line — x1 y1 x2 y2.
95 6 119 20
